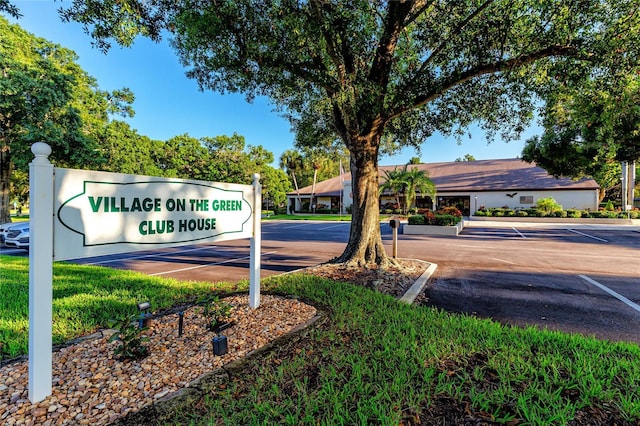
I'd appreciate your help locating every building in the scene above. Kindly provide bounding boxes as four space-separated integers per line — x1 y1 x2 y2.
286 158 600 215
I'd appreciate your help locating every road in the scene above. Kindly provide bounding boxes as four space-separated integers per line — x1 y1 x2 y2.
3 219 639 345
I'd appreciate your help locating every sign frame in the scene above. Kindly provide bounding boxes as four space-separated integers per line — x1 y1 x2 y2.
28 142 261 402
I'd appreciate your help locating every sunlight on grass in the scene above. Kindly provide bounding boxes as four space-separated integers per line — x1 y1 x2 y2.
2 256 640 423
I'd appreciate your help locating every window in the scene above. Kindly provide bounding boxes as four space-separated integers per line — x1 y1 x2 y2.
520 196 534 204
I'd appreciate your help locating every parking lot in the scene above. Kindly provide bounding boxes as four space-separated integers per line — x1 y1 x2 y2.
407 220 640 345
2 218 639 344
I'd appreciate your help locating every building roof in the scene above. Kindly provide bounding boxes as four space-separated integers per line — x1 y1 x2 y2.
288 158 599 197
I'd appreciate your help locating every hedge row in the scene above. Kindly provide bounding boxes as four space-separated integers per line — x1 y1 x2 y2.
408 214 462 226
475 208 639 219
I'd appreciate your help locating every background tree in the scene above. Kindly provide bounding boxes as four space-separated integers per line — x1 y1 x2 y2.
455 154 476 162
260 166 293 213
279 149 303 211
522 74 640 202
379 167 406 212
60 0 640 266
99 120 163 176
403 166 436 214
0 16 133 222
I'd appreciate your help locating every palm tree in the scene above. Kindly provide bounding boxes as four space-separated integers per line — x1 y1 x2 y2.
402 166 436 213
279 150 303 213
379 167 406 212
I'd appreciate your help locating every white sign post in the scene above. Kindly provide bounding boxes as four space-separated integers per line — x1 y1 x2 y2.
249 173 261 308
27 143 261 402
28 142 54 402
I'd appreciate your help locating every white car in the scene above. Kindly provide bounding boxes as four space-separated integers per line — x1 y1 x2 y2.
4 222 29 250
0 221 25 245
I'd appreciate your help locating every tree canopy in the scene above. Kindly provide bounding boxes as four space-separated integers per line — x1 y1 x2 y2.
522 74 640 201
0 15 289 221
57 0 640 266
0 15 136 222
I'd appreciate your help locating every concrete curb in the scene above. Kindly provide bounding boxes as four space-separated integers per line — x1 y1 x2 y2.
399 259 437 304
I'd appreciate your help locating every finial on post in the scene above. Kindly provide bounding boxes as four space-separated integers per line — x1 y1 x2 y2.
31 142 52 164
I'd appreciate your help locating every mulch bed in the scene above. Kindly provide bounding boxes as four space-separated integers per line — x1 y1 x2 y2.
0 295 316 425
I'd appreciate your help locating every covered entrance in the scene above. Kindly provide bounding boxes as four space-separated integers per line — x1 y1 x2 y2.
436 196 471 216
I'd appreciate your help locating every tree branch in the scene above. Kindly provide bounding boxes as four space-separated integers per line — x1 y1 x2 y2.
368 1 413 86
409 0 496 86
388 45 581 120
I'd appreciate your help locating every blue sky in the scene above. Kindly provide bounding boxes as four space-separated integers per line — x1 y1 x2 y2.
8 1 541 167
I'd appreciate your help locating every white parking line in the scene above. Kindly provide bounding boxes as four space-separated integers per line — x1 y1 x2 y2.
280 224 311 229
149 250 278 276
491 257 516 265
317 223 348 231
512 227 527 238
81 245 227 265
579 274 640 313
567 229 608 243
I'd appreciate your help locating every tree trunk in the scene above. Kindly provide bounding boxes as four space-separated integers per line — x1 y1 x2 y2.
333 135 392 268
0 146 11 224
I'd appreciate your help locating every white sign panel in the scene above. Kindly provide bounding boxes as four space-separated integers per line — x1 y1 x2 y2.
54 168 255 260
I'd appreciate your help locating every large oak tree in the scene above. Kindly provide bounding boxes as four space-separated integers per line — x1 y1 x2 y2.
0 16 134 223
58 0 639 266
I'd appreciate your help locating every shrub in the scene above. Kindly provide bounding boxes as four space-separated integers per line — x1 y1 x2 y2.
408 215 425 225
536 197 563 214
515 210 528 217
436 206 462 217
603 200 615 211
435 214 461 226
474 210 487 216
566 209 581 218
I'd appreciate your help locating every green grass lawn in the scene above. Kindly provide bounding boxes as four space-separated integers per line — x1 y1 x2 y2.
2 255 640 423
0 255 240 358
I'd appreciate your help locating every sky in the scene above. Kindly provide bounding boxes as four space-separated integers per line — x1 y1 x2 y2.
7 1 542 167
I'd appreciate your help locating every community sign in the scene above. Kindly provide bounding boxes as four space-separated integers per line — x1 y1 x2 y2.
53 168 255 260
28 142 261 403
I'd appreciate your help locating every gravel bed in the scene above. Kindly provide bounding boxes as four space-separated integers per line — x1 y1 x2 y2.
0 295 316 426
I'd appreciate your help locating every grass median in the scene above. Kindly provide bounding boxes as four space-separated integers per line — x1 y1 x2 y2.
2 255 640 423
0 255 238 358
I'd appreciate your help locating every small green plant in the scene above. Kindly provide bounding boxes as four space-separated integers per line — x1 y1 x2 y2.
566 209 581 218
199 295 234 331
107 313 150 360
536 197 563 214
